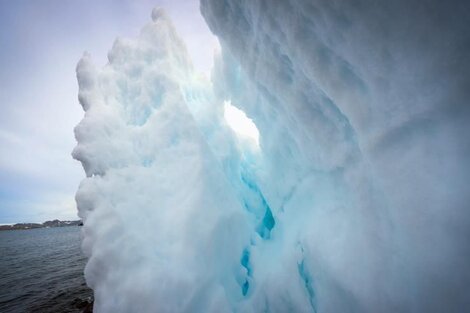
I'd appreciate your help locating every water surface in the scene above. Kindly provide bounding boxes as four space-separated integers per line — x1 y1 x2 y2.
0 227 92 312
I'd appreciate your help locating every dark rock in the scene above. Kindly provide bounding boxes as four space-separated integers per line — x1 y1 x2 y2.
72 298 94 313
0 220 83 231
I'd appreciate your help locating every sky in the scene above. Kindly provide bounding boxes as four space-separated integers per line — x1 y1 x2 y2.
0 0 218 223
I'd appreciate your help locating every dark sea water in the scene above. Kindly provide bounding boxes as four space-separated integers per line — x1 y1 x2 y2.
0 227 93 312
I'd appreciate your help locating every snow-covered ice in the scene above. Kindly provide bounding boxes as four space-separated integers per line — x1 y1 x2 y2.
74 2 470 312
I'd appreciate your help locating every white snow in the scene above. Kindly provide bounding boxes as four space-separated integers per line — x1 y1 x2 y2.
74 2 470 312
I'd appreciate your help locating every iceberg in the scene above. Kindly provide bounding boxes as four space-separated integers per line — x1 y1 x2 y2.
74 2 470 312
74 9 251 312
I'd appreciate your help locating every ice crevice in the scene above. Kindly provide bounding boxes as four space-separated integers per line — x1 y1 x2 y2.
297 243 317 313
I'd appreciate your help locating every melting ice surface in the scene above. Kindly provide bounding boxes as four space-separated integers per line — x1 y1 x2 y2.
73 2 470 313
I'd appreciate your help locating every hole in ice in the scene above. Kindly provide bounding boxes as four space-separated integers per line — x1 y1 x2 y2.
224 101 259 145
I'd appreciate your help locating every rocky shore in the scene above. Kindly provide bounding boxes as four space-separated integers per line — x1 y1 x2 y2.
0 219 82 231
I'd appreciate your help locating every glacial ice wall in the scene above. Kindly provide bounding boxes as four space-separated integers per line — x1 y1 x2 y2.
73 2 470 313
201 0 470 312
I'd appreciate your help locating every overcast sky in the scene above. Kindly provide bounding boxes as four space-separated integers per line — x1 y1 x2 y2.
0 0 217 223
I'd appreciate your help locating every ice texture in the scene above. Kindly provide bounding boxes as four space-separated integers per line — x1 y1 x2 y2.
74 1 470 312
201 0 470 312
73 12 251 312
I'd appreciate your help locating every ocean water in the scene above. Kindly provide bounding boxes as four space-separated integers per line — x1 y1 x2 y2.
0 226 92 312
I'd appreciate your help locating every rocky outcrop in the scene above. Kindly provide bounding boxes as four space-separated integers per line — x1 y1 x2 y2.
0 220 82 231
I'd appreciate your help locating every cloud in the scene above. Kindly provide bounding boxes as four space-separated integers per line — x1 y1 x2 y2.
0 0 214 223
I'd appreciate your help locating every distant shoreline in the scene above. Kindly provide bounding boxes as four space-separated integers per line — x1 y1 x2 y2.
0 219 82 231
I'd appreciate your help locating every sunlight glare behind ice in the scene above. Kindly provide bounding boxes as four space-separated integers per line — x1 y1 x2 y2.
224 101 259 145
